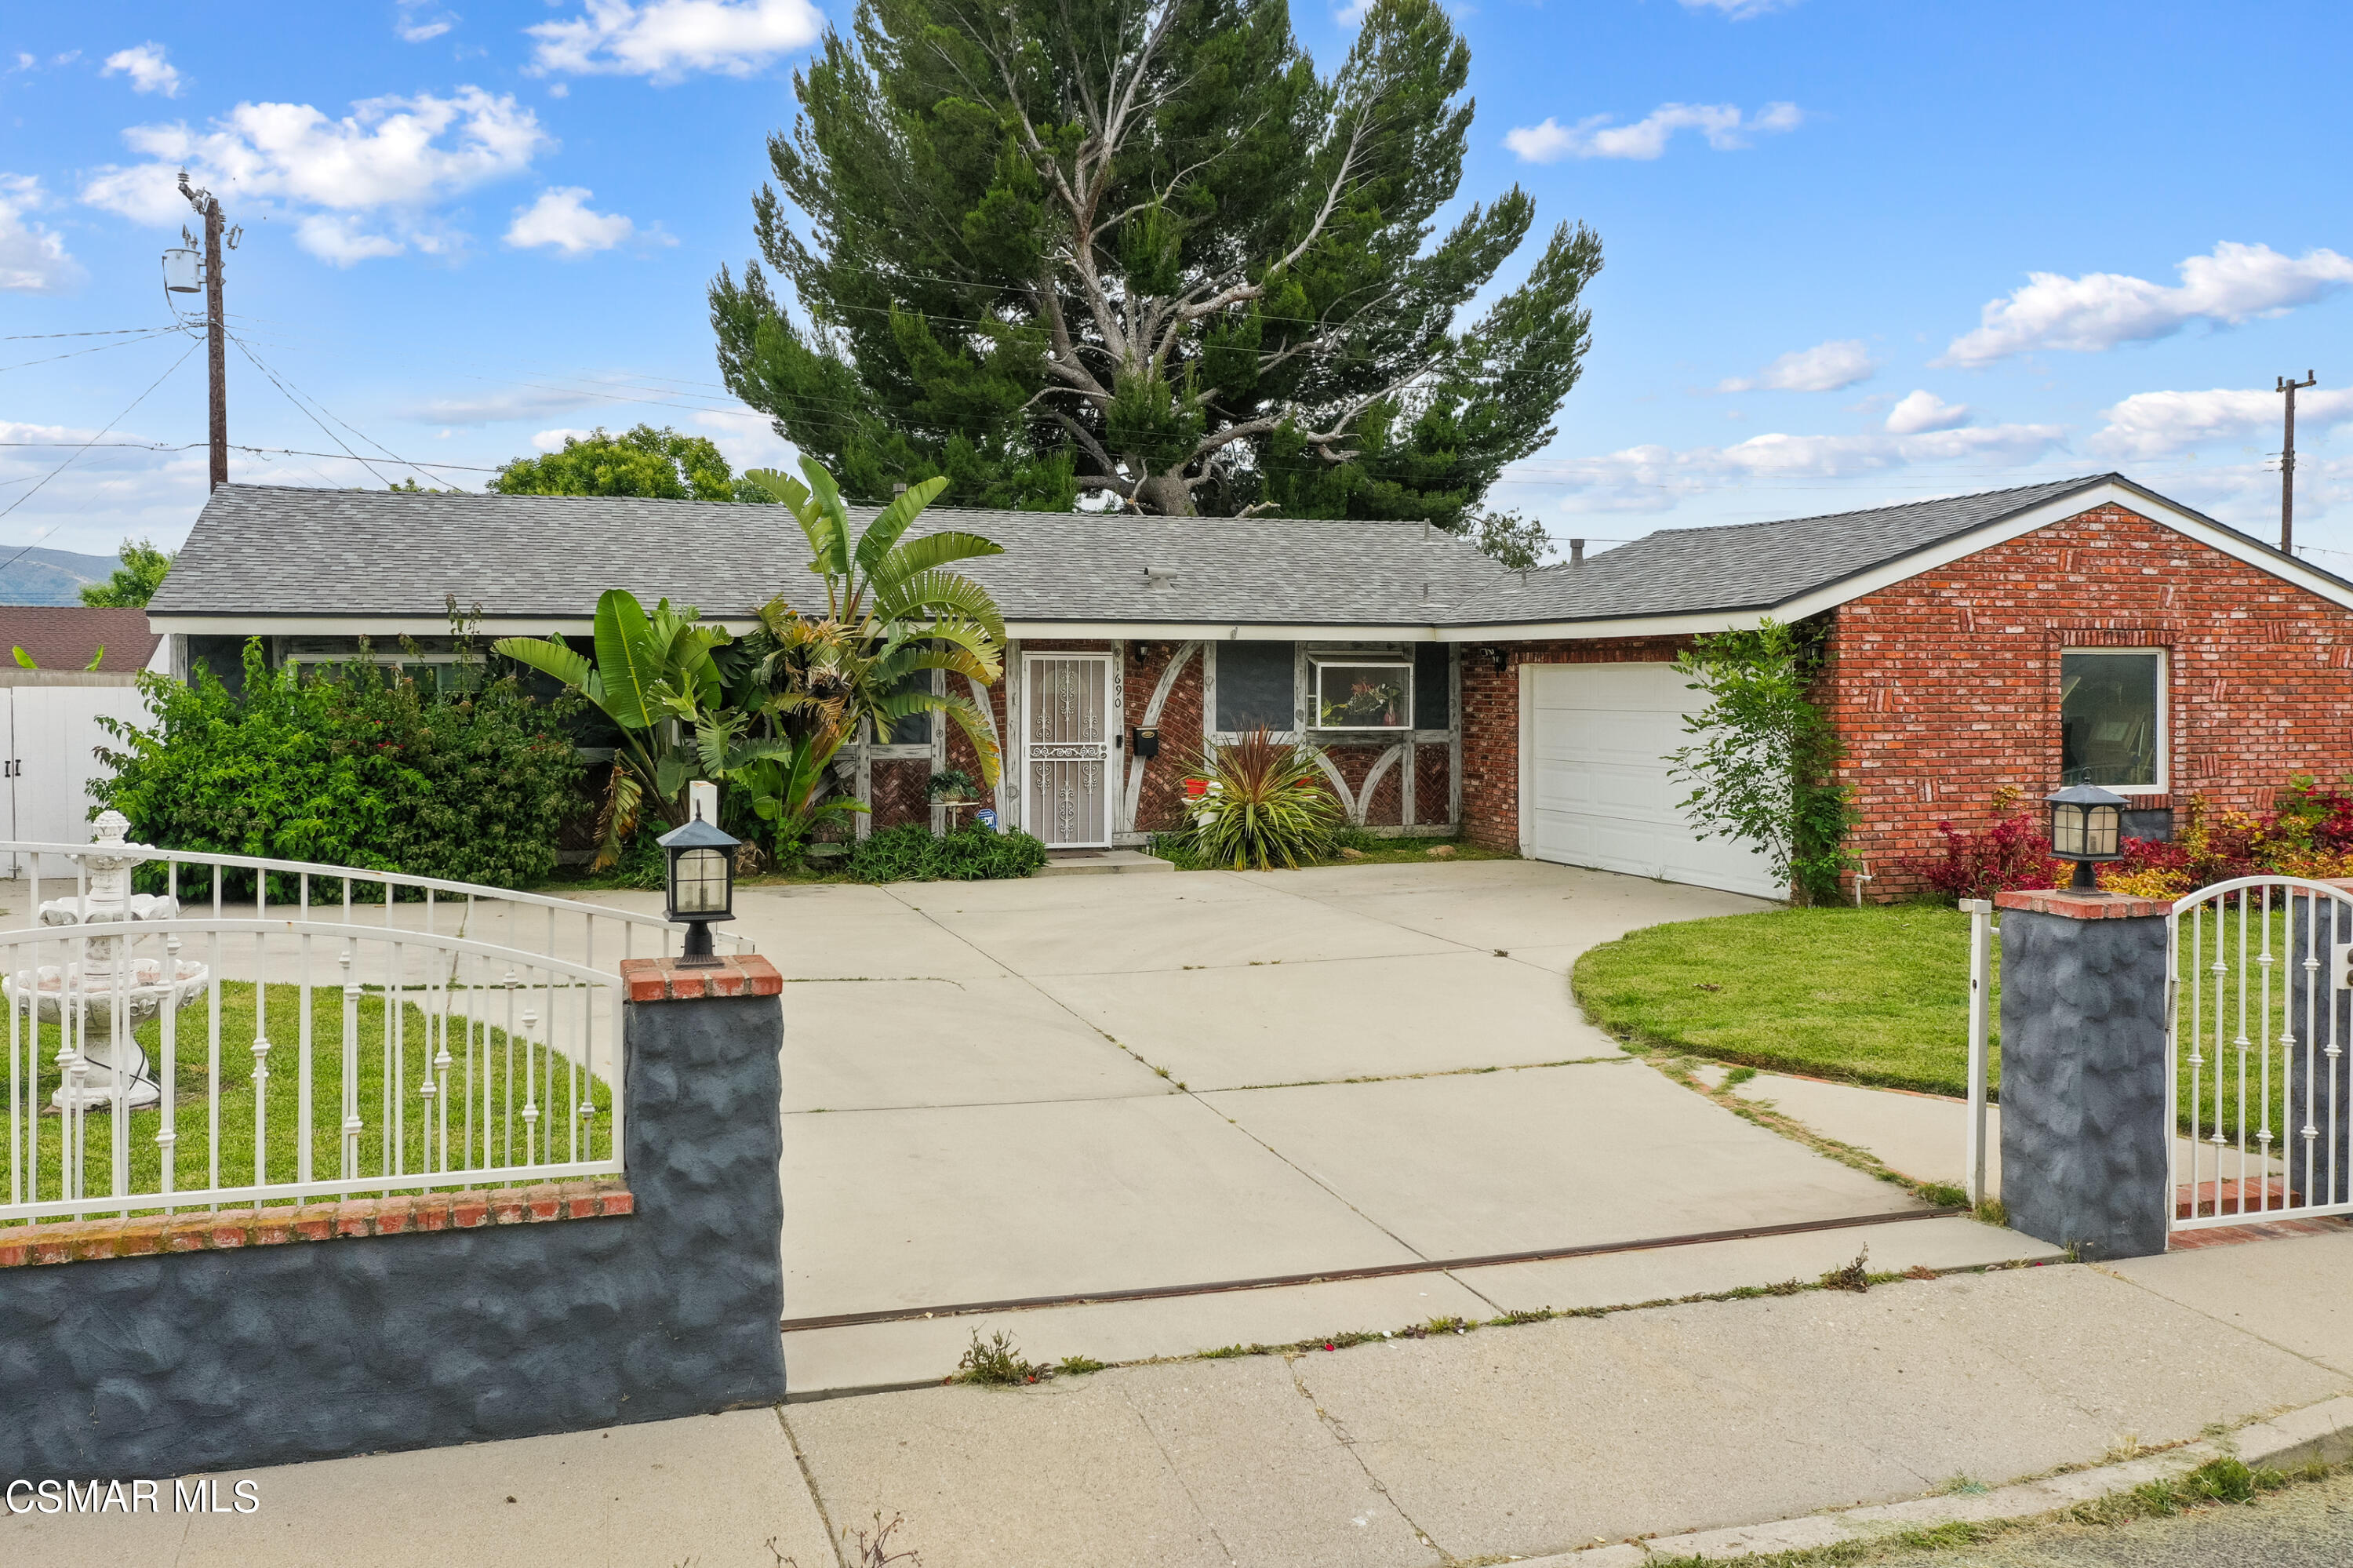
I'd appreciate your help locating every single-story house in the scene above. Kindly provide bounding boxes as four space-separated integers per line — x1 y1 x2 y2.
145 473 2353 900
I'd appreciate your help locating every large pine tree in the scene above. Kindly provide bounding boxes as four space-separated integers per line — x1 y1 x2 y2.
709 0 1601 521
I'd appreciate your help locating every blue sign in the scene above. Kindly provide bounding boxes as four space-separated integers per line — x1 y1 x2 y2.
974 808 999 832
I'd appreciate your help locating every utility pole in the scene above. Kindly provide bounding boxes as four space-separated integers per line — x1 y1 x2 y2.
2278 369 2316 554
176 169 238 491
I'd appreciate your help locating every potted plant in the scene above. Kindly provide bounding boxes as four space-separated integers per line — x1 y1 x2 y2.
929 768 980 804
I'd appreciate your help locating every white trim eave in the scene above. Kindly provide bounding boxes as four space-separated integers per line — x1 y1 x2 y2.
153 615 639 636
1439 478 2353 640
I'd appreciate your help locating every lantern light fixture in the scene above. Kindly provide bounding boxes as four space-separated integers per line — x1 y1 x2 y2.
657 804 739 965
2046 784 2128 892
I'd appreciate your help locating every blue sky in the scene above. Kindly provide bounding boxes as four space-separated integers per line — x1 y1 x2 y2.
5 0 2351 569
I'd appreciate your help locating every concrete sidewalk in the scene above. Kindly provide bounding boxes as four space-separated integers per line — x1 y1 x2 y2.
13 1225 2353 1568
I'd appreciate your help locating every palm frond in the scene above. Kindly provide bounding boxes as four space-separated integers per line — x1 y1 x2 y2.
851 475 951 582
873 569 1007 647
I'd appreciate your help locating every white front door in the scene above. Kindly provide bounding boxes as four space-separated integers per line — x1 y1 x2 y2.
1022 654 1115 847
1522 662 1784 900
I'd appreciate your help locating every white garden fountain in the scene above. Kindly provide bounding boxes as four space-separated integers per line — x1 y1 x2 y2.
4 810 207 1111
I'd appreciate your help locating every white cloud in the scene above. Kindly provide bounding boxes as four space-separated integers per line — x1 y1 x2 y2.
1679 0 1793 15
1941 242 2353 367
101 42 182 97
2089 385 2353 461
0 175 84 293
81 87 551 263
295 214 407 266
1717 338 1875 394
531 427 595 452
692 407 794 472
407 383 609 424
1505 101 1802 163
1547 422 2068 514
504 186 664 254
527 0 821 82
397 3 456 42
1883 389 1971 435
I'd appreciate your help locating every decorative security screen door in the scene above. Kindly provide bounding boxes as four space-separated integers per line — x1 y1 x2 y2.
1024 654 1114 847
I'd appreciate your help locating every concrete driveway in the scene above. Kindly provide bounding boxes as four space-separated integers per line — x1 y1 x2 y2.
692 858 1991 1388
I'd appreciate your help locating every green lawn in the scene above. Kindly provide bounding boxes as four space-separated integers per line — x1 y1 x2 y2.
2 980 611 1212
1573 905 1987 1097
1574 903 2300 1141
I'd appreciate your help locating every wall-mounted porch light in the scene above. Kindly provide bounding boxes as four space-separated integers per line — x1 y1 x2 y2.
659 806 740 964
1489 647 1509 675
2046 784 2127 892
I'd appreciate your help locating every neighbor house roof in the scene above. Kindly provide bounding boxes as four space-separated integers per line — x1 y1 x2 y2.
0 606 162 672
146 472 2353 640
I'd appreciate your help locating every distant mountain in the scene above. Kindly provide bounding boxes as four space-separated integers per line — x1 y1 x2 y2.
0 547 125 606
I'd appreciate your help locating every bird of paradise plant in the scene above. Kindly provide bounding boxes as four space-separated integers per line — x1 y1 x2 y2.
735 460 1006 787
493 457 1011 871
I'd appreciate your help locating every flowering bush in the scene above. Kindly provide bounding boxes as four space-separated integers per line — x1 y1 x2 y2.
1897 810 2064 901
2098 779 2353 898
1904 777 2353 903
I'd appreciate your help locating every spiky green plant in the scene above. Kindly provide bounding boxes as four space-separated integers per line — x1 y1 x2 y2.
1186 729 1344 871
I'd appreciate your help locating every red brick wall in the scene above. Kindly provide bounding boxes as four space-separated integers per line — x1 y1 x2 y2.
869 757 930 831
1458 635 1695 851
1414 742 1453 828
1123 640 1206 833
1829 503 2353 897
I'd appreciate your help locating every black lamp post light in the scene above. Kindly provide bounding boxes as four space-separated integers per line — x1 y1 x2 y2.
2046 784 2128 892
658 808 739 965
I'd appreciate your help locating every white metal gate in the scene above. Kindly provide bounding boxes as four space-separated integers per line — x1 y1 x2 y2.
2167 875 2353 1231
1023 654 1112 847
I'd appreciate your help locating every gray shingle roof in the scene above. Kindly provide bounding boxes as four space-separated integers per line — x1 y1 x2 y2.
147 486 1513 626
1474 475 2118 624
152 472 2278 631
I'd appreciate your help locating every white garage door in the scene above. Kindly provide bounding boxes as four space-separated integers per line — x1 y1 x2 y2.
1522 663 1785 900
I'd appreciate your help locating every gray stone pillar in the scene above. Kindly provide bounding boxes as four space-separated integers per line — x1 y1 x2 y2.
1995 888 2174 1260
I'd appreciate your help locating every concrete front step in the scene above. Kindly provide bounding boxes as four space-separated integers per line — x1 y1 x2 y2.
1035 849 1174 876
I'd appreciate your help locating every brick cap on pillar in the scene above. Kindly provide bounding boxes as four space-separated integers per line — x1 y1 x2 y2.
1994 887 2173 919
619 954 784 1002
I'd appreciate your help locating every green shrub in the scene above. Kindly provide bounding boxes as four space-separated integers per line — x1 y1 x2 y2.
93 639 583 896
1183 729 1342 870
844 821 1046 883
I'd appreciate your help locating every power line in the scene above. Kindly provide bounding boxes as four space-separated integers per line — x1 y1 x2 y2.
0 339 199 529
227 333 434 489
0 327 188 376
0 326 173 341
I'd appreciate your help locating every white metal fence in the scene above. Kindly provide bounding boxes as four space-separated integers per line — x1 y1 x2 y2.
0 822 744 1229
2167 875 2353 1231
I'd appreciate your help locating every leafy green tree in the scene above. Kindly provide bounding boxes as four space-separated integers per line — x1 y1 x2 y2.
489 424 766 502
80 538 173 607
709 0 1602 522
1666 620 1856 906
1471 509 1552 571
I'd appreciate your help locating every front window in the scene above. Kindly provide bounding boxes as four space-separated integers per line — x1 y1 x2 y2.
1315 661 1412 729
2060 649 2163 791
1215 642 1296 732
